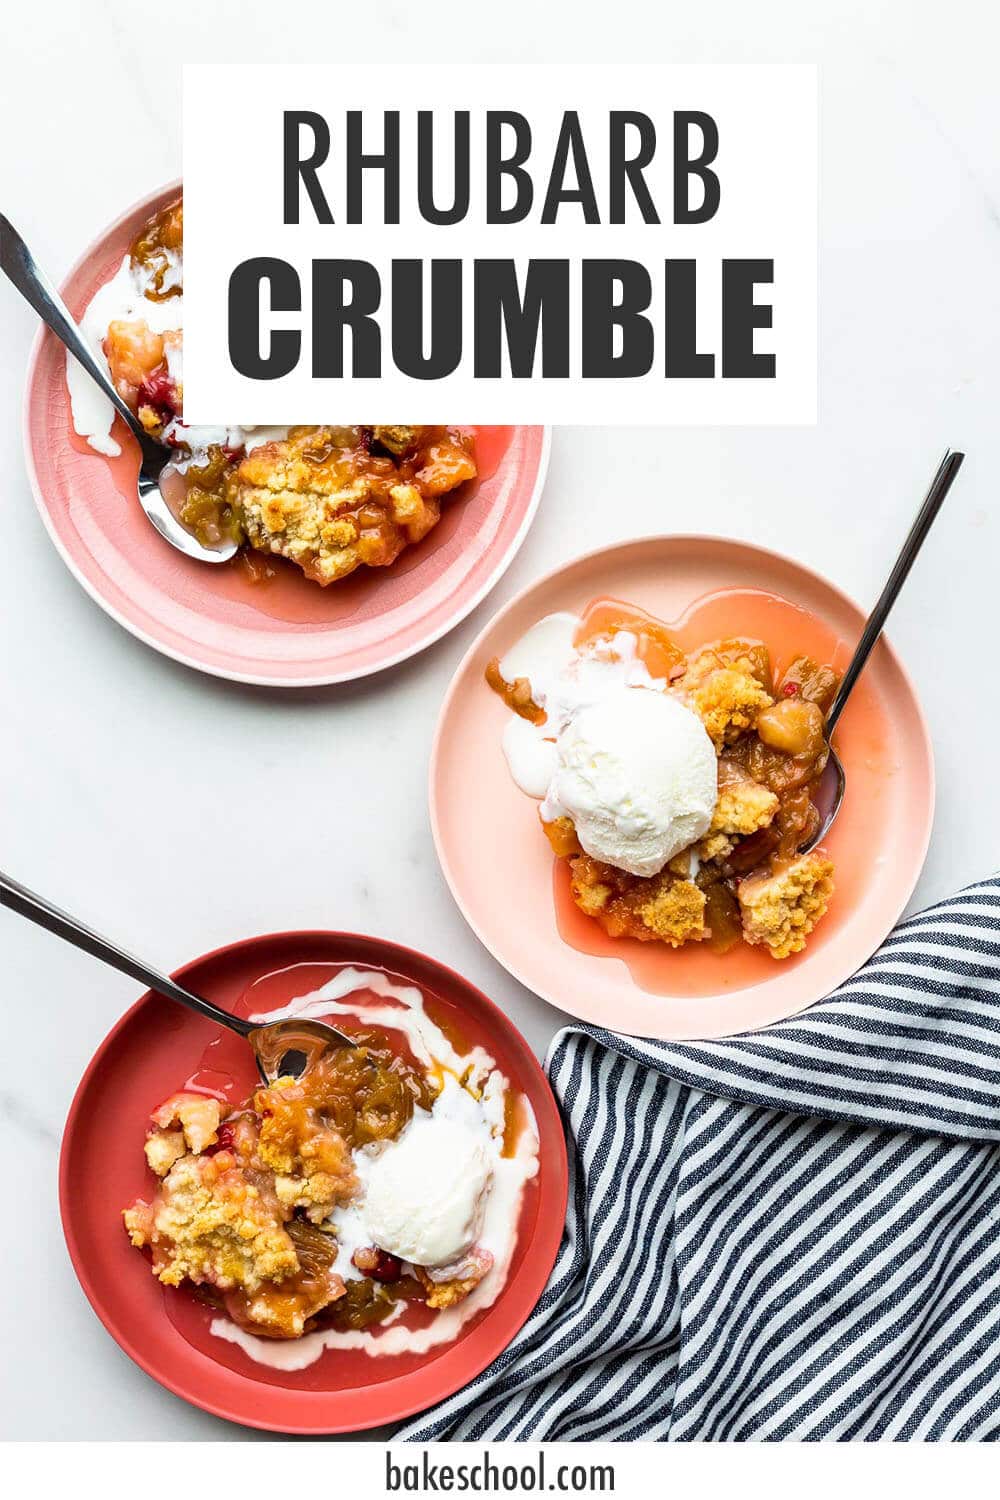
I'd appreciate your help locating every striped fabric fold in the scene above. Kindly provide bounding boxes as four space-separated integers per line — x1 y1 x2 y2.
398 874 1000 1441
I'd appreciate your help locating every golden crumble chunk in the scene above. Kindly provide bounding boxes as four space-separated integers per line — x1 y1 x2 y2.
667 778 777 871
235 430 406 584
423 1276 483 1310
415 1249 493 1310
233 425 475 585
144 1129 187 1177
667 845 704 878
569 855 614 918
712 773 780 837
673 640 774 748
388 482 427 529
694 832 735 864
638 878 708 946
569 854 707 946
739 853 835 959
123 1150 298 1292
677 667 773 749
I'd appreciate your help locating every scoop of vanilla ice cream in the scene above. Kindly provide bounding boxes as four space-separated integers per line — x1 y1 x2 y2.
364 1117 493 1268
541 686 717 877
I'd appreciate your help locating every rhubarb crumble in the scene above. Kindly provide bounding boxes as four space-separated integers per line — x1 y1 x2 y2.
487 607 838 960
69 197 477 583
123 976 538 1349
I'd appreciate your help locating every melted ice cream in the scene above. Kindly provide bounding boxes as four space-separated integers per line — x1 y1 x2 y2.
67 251 287 464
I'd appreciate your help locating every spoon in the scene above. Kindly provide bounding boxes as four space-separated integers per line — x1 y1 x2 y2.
800 448 965 854
0 870 354 1082
0 214 237 565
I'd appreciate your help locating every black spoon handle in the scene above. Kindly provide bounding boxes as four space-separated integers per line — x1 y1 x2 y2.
826 449 964 734
0 870 255 1037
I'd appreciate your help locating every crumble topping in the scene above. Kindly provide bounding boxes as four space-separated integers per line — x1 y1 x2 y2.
738 853 835 959
677 660 774 748
712 773 780 836
123 1148 299 1293
234 426 475 586
570 854 708 947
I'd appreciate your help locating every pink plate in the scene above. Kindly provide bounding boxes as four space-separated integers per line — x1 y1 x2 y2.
59 930 568 1434
430 535 935 1041
23 183 549 685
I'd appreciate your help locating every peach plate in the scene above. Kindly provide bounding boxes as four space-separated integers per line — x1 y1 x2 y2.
22 182 549 685
430 535 935 1042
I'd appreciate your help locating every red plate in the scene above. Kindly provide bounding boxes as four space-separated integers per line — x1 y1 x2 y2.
59 932 567 1434
23 181 550 685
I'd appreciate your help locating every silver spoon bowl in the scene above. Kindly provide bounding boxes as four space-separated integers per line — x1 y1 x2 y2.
0 871 354 1083
800 449 964 854
0 213 237 565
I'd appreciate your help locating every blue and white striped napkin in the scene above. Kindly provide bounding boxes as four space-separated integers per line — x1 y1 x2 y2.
399 875 1000 1441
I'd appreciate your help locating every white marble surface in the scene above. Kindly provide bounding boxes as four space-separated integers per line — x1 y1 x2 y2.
2 0 999 1443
